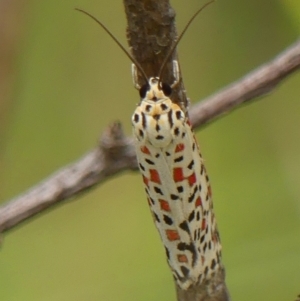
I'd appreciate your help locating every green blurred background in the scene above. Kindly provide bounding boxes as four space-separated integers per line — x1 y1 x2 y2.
1 0 300 300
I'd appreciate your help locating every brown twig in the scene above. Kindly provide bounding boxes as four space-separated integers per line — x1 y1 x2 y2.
189 39 300 128
1 39 299 234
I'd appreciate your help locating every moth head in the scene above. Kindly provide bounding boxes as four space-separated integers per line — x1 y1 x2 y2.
139 77 172 100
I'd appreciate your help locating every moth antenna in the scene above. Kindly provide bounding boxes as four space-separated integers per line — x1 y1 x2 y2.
75 8 149 85
158 0 215 85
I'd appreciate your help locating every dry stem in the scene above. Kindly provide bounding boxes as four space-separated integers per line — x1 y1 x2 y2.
1 39 299 234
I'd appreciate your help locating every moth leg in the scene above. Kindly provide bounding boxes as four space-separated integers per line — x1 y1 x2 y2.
131 64 141 90
171 60 181 88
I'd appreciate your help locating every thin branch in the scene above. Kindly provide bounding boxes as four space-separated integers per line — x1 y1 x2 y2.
0 123 137 232
124 2 231 300
189 39 300 128
1 39 299 234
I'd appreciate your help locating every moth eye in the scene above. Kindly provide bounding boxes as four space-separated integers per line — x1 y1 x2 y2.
139 84 150 98
161 83 172 96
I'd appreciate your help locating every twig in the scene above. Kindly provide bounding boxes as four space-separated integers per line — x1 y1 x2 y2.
189 39 300 128
1 39 299 234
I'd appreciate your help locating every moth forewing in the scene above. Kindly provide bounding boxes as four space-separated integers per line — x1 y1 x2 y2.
132 69 222 289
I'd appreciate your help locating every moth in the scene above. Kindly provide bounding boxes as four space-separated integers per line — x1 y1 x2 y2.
76 1 222 289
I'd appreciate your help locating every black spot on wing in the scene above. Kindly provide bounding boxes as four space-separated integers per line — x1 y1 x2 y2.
179 221 190 234
174 127 180 136
175 111 182 120
154 186 163 195
180 266 189 278
187 160 194 169
177 186 183 193
188 185 198 203
154 213 160 223
163 215 173 225
133 114 139 123
177 242 186 251
174 156 183 163
145 158 155 165
200 234 206 243
211 259 216 269
188 211 195 222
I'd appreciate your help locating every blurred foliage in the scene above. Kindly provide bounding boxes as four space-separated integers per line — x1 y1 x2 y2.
1 0 300 300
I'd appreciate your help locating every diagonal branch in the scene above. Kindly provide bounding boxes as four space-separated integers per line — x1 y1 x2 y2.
189 39 300 128
0 39 299 233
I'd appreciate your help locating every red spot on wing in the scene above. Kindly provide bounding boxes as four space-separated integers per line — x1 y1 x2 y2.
140 146 150 154
188 173 196 186
175 143 185 152
166 229 180 241
149 169 161 184
173 167 184 182
201 218 206 230
177 254 188 263
159 199 171 212
186 119 192 127
143 175 149 187
195 197 202 207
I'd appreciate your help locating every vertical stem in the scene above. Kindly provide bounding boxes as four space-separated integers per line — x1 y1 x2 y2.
123 0 188 111
123 1 231 300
